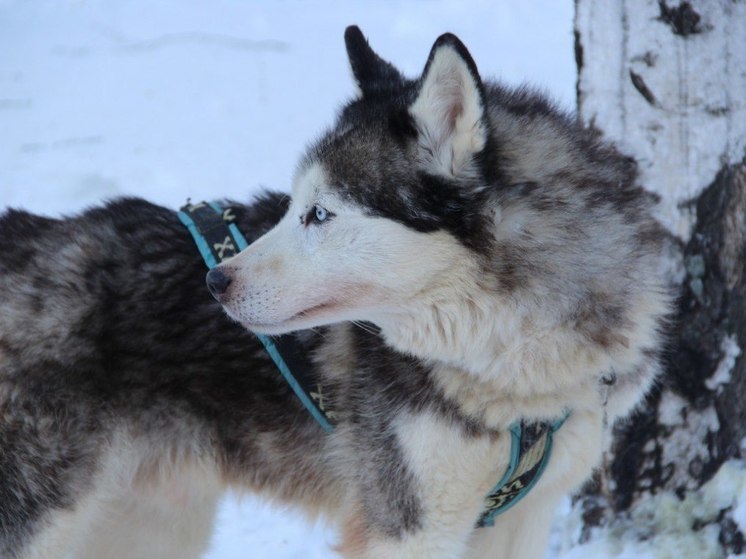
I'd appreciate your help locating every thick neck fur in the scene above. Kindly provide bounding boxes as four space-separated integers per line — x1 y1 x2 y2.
374 274 606 429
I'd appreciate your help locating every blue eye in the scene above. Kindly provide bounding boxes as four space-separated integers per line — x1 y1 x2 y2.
314 205 328 222
304 204 333 226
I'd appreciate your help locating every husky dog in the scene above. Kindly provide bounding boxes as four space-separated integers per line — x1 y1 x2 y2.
0 27 669 559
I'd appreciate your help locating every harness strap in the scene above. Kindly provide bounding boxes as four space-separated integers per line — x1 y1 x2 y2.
477 412 569 527
178 201 335 433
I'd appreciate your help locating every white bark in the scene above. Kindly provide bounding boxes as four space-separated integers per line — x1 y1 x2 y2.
576 0 746 241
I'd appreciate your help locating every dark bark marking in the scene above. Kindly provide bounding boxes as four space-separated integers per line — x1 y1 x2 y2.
629 70 658 107
629 51 658 68
658 1 706 37
574 26 584 112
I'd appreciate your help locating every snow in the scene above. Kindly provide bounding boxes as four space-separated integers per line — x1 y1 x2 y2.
706 334 742 392
3 1 744 558
552 460 746 559
656 391 720 491
207 495 336 559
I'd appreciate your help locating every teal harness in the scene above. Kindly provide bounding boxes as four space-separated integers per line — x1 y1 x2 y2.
477 414 567 526
178 200 334 433
178 200 568 528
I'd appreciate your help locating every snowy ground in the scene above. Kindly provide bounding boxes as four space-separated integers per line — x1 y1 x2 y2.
3 1 743 558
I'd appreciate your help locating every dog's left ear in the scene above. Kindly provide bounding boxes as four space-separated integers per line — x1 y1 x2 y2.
345 26 405 97
409 34 488 177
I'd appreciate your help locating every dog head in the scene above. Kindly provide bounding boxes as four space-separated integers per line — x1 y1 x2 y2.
209 26 496 336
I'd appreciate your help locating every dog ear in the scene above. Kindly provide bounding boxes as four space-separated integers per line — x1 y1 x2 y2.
345 26 405 97
409 34 488 177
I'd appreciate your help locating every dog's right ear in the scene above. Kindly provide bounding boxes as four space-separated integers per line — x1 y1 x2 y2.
345 26 405 97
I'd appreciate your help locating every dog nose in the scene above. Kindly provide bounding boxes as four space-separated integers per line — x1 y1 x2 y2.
206 268 232 298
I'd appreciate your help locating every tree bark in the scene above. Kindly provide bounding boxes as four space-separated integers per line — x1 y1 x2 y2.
574 0 746 553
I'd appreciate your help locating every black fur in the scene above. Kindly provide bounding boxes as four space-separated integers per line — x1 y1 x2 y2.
345 25 407 98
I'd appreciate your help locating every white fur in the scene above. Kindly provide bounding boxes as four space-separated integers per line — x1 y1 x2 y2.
409 45 487 177
220 163 476 338
377 411 509 559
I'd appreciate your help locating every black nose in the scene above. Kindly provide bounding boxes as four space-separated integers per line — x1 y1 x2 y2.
206 268 232 298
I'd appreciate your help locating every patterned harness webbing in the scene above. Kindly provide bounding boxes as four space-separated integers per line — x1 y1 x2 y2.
177 200 568 527
177 200 335 433
477 414 568 527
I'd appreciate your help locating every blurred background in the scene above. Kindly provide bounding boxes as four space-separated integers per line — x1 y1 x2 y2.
0 2 575 557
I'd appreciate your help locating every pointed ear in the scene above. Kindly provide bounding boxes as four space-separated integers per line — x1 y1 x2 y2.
345 26 405 97
409 34 488 177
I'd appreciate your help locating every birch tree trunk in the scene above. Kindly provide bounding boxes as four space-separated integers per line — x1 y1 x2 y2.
574 0 746 553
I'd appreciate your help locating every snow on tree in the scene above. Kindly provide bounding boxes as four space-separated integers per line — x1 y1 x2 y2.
557 1 746 556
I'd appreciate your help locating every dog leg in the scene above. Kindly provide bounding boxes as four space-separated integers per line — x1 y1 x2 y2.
338 410 511 559
19 491 219 559
465 492 560 559
79 457 223 559
78 489 221 559
339 507 479 559
17 498 101 559
14 439 222 559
